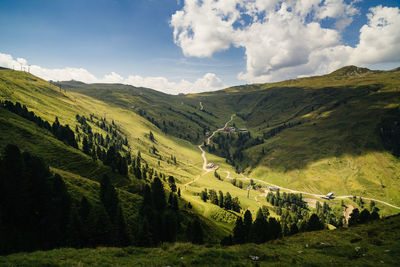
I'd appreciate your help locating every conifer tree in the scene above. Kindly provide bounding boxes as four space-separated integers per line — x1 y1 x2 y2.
348 208 360 226
168 176 177 192
224 192 233 210
151 177 166 212
251 208 268 243
243 210 253 242
233 217 245 244
307 213 324 231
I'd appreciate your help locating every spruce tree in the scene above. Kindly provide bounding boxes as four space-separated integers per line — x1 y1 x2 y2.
243 210 253 242
151 177 166 212
233 217 245 244
348 208 360 226
224 192 233 210
168 176 177 192
307 213 324 231
250 208 268 243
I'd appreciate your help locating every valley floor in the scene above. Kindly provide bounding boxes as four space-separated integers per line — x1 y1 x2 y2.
1 215 399 266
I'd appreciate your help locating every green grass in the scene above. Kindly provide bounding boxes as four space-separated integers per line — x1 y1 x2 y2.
1 214 399 266
1 66 400 240
0 68 233 238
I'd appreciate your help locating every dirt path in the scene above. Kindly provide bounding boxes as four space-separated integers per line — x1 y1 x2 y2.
335 196 400 210
192 111 400 211
197 114 236 173
184 114 236 188
199 101 204 110
225 173 400 210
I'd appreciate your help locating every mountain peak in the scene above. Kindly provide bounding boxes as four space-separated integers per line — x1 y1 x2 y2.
329 65 372 77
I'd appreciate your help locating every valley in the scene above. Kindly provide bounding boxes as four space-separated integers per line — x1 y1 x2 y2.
0 66 400 262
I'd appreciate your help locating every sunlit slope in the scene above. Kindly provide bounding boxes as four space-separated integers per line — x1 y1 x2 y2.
55 81 226 143
0 68 203 185
186 67 400 206
0 69 239 240
0 68 244 230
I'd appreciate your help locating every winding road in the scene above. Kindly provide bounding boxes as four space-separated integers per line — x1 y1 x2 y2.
198 114 236 172
192 112 400 210
199 101 204 110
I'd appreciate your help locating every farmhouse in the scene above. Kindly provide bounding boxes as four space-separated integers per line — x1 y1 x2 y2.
206 163 215 169
321 192 335 199
224 127 236 133
326 192 334 199
269 186 279 191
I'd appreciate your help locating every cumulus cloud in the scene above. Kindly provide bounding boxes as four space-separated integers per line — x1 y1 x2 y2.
171 0 400 83
350 5 400 64
0 52 225 94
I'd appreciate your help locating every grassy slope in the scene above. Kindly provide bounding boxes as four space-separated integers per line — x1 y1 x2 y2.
0 68 238 236
1 66 400 233
1 214 399 266
186 67 400 209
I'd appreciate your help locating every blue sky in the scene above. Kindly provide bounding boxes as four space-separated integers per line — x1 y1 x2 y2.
1 0 399 94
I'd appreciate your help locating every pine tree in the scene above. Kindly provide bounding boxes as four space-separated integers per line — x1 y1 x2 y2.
348 208 360 226
82 136 90 155
149 131 155 142
359 209 371 224
168 176 177 192
268 217 282 240
224 192 233 210
189 219 203 244
233 217 245 244
250 208 268 243
218 190 224 208
243 210 253 242
151 177 166 212
307 213 324 231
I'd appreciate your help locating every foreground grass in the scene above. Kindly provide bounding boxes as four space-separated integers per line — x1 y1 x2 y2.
2 215 399 266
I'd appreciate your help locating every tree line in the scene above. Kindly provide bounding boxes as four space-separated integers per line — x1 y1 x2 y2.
207 131 263 173
1 100 77 148
76 114 130 176
200 188 241 212
0 144 205 254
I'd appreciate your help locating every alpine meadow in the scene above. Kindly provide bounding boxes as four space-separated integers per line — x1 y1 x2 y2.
1 0 400 266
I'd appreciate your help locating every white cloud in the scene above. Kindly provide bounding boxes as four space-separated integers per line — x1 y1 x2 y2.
171 1 400 83
0 52 225 94
349 5 400 65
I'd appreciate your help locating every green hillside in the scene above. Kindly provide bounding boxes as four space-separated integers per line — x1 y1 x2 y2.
187 67 400 208
1 214 399 266
56 66 400 211
1 66 400 260
0 68 232 250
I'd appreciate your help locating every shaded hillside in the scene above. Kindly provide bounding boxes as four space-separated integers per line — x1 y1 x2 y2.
55 81 224 144
185 67 400 205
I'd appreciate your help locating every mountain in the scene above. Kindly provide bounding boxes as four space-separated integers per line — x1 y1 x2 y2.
55 66 400 211
0 66 399 263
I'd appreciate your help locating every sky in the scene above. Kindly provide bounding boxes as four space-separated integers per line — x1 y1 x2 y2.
0 0 399 94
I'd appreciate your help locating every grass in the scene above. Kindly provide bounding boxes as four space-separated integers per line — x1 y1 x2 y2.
1 66 400 240
1 214 399 266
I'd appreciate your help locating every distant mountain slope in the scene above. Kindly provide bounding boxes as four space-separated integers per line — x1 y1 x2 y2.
188 67 400 207
53 67 400 208
55 81 225 144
